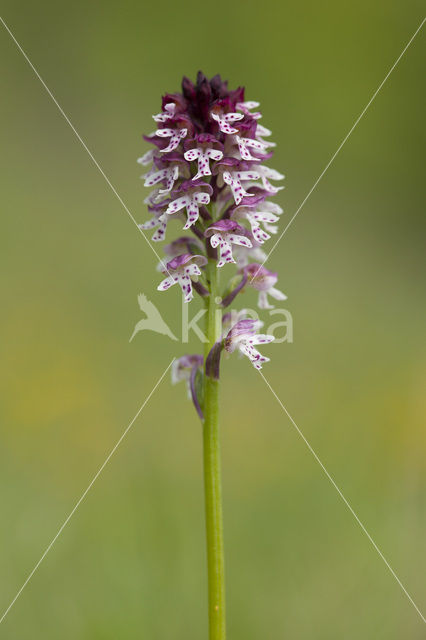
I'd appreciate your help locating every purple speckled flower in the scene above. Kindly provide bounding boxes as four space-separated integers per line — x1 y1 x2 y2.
184 134 224 180
231 203 280 244
243 264 287 309
224 318 274 370
204 220 252 268
157 253 207 303
165 180 213 229
138 210 168 242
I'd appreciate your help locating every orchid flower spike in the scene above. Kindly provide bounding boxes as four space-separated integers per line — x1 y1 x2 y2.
139 71 287 374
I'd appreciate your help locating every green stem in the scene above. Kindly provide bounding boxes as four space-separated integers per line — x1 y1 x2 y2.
203 258 225 640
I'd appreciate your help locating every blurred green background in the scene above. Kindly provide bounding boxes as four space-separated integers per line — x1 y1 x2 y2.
1 1 425 638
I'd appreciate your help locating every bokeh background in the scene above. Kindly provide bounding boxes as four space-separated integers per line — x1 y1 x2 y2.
1 1 425 638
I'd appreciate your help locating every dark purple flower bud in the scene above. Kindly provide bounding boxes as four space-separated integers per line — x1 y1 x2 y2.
205 341 224 380
209 74 229 99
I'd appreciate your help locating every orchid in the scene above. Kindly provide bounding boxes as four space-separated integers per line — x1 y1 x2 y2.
204 220 252 268
236 100 261 119
157 253 207 303
231 203 280 244
152 101 176 123
211 109 244 134
138 72 287 640
165 179 212 229
235 134 268 161
243 263 288 309
184 134 224 179
254 165 285 193
222 168 260 205
156 126 188 153
143 164 179 192
224 318 274 370
138 212 168 242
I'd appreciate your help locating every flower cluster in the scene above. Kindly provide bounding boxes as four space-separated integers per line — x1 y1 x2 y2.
139 73 286 414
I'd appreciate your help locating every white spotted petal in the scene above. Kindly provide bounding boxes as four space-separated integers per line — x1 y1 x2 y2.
211 111 244 134
184 147 224 180
156 127 188 153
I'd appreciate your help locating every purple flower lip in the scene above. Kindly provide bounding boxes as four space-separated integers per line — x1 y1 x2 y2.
166 253 207 271
204 219 245 236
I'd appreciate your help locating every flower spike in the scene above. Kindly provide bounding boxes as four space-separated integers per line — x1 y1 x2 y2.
140 71 287 371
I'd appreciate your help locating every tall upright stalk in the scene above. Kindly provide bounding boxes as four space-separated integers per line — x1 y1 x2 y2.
202 258 225 640
140 72 285 640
